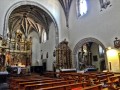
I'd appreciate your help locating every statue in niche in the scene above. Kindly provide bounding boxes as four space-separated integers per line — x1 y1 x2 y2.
78 47 88 70
0 54 6 71
16 31 22 42
0 48 6 70
78 51 86 70
26 41 31 50
2 39 7 46
6 52 11 66
17 43 20 50
0 54 5 66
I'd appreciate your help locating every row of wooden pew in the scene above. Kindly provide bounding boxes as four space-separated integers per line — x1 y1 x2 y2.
35 83 102 90
42 71 120 90
9 72 120 90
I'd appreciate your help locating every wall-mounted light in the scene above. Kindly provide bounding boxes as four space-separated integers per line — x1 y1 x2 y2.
114 37 120 48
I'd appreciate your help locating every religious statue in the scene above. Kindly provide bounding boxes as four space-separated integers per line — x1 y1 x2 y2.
0 53 6 71
5 51 11 66
0 54 5 66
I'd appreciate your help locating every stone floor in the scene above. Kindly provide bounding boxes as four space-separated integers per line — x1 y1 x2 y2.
0 83 9 90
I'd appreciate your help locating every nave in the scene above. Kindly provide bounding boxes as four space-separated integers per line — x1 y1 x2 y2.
2 71 120 90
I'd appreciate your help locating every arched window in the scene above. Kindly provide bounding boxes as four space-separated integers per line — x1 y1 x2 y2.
41 29 47 43
77 0 88 17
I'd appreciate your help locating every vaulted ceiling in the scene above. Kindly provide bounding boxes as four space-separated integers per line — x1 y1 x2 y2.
8 5 53 39
8 0 73 39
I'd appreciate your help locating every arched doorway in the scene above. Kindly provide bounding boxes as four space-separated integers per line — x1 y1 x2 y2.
73 37 107 71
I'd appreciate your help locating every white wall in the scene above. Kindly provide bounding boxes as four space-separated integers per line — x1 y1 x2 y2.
30 31 41 66
40 23 56 71
29 22 56 71
69 0 120 51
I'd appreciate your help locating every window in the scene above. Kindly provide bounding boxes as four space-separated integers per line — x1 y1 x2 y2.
41 29 47 43
77 0 88 17
98 45 104 58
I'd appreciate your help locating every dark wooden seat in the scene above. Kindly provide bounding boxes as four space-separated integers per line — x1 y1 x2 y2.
35 82 86 90
18 79 64 90
83 84 102 90
24 81 69 90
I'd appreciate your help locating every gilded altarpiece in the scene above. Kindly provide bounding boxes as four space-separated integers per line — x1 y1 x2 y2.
6 30 32 67
56 39 72 69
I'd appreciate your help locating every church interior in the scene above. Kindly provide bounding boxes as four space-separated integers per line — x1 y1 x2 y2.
0 0 120 90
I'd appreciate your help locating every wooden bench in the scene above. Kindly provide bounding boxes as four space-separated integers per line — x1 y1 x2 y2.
23 80 75 90
107 75 120 90
35 82 86 90
24 81 69 90
10 76 58 90
18 79 64 90
83 84 102 90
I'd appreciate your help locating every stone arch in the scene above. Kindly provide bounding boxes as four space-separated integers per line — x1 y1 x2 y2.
3 0 59 46
73 37 107 70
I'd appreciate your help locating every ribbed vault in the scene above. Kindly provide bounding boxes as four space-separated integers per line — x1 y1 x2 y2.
8 5 53 41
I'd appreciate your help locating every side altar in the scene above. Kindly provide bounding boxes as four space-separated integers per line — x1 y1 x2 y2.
55 39 73 69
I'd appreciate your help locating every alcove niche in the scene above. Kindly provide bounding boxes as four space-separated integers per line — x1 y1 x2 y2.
73 37 107 71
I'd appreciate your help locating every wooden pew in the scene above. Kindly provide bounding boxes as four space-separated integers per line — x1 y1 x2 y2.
35 82 86 90
24 81 69 90
10 76 58 90
83 84 102 90
18 79 64 90
23 80 75 90
107 75 120 90
10 72 116 90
